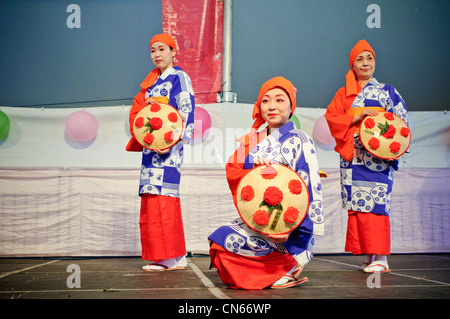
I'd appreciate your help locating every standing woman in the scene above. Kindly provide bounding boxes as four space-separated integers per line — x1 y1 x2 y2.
126 33 195 271
325 40 409 273
209 77 324 289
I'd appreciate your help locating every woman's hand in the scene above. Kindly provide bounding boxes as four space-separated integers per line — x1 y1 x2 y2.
145 97 157 106
253 158 272 167
154 148 170 155
352 108 378 125
267 232 290 244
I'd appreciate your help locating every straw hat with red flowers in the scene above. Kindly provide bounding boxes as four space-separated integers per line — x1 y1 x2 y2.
236 164 309 235
133 103 184 150
360 112 410 160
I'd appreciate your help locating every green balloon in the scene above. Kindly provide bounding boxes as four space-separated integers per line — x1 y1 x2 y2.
0 110 10 140
290 114 301 129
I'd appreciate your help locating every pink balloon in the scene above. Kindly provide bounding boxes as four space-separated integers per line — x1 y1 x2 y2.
192 106 211 141
312 115 335 145
65 110 98 142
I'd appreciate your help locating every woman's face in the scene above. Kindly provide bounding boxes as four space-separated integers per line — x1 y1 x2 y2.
352 50 375 81
260 88 292 130
151 42 176 73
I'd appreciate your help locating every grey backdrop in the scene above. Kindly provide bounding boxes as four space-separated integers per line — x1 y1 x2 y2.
1 0 449 111
0 0 163 107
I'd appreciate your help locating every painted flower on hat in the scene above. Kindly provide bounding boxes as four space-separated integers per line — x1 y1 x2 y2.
168 112 178 123
135 117 145 128
384 112 395 121
149 117 163 131
253 210 270 226
263 186 283 206
378 121 396 139
368 137 380 150
389 141 401 153
241 185 255 201
259 186 283 228
150 104 161 112
284 207 299 224
288 179 302 195
143 133 154 145
383 125 396 139
364 117 375 129
164 131 174 143
400 127 410 138
261 165 278 180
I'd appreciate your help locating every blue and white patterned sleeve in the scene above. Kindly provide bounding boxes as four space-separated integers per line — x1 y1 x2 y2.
385 84 409 126
169 69 196 144
295 131 324 236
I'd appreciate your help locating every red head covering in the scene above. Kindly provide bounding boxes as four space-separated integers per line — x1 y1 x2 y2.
251 76 297 131
150 33 178 51
140 33 178 89
345 39 376 95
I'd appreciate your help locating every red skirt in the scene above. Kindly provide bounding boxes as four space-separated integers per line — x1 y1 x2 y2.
209 242 298 290
345 211 390 255
139 194 186 261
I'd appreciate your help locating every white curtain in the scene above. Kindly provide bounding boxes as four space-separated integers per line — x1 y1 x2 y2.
0 105 448 256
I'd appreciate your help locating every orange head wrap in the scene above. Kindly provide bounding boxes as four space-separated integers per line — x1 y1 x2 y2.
150 33 177 51
236 76 297 148
251 76 297 131
140 33 178 89
345 39 376 95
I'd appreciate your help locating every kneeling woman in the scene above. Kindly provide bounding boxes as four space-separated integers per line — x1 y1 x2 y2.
209 77 325 289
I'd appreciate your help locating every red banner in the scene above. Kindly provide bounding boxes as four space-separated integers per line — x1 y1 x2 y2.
162 0 223 104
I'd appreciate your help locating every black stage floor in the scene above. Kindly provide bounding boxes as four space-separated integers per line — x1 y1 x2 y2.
1 254 449 300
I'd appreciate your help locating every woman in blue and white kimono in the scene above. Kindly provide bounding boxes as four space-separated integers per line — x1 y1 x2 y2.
325 39 409 273
126 34 195 271
209 77 325 289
